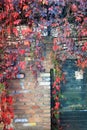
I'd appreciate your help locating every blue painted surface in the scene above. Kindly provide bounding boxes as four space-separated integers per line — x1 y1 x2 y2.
61 59 87 110
60 59 87 130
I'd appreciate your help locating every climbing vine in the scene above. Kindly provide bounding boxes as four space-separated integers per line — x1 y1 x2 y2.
0 0 87 130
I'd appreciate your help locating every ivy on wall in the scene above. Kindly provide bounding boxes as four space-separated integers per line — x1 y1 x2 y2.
0 0 87 130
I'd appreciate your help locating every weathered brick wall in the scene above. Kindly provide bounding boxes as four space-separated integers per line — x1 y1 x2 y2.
8 46 53 130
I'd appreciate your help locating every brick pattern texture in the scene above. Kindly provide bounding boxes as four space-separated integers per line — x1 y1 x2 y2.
8 47 53 130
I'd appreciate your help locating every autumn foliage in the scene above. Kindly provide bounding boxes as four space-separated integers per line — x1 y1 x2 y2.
0 0 87 130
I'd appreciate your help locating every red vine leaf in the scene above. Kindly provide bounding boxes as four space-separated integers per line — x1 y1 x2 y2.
13 19 21 25
1 97 6 104
18 49 25 55
54 102 60 110
12 12 19 19
82 42 87 51
25 10 32 17
7 27 11 35
7 96 13 105
53 45 59 51
12 28 18 36
56 77 61 83
22 28 32 35
71 4 78 12
18 61 26 70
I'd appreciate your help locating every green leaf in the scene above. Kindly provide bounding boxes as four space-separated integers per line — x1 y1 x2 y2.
53 95 56 99
0 83 5 92
54 113 59 119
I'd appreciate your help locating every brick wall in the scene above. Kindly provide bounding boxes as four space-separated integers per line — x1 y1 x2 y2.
8 44 53 130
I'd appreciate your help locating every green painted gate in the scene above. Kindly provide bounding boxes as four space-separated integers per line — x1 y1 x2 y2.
60 59 87 130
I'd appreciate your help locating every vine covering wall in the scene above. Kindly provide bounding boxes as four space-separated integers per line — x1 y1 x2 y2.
0 0 87 130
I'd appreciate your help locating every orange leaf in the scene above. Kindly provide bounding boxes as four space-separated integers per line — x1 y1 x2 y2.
23 5 29 10
24 40 31 46
81 62 86 69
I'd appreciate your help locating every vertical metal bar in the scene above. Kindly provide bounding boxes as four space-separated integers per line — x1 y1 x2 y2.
50 68 55 130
